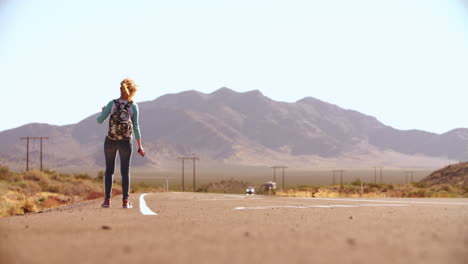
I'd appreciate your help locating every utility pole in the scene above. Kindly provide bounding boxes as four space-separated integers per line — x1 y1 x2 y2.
165 174 169 192
405 171 414 184
271 166 287 191
380 167 383 183
332 169 344 186
271 167 276 182
273 167 276 182
178 157 199 192
20 137 48 171
373 167 377 184
374 166 383 183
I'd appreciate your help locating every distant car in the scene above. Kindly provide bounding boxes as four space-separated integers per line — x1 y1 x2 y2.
246 187 255 195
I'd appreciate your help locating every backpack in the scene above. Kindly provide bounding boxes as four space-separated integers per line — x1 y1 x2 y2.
108 100 133 140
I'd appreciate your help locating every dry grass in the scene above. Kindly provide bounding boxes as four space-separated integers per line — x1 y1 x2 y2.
0 166 163 217
0 166 126 217
197 179 261 194
130 182 161 194
277 181 468 198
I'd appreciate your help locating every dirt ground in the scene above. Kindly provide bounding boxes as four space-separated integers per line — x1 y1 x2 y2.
1 192 467 264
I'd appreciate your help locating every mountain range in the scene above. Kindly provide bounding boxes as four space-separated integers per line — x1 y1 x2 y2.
1 88 467 172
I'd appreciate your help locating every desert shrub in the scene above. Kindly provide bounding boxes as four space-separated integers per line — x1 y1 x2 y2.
366 183 382 189
7 185 21 193
0 166 12 181
50 173 66 182
297 185 319 194
95 171 105 182
42 196 69 208
131 182 160 193
389 190 403 197
412 182 428 188
430 184 453 193
86 192 104 200
42 169 55 175
196 185 209 192
8 204 23 215
198 179 251 194
462 185 468 194
42 197 60 208
12 181 42 194
112 188 123 196
0 166 24 182
437 191 449 198
62 181 96 196
0 165 9 174
8 199 38 215
335 185 360 195
1 173 24 182
351 179 362 186
379 184 394 193
46 183 63 193
412 189 427 197
13 174 24 182
74 173 92 180
22 199 38 213
24 171 50 184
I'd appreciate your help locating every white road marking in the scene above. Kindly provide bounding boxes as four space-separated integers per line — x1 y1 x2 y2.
293 197 468 205
235 205 308 210
234 204 410 210
139 193 158 215
359 204 410 207
194 198 264 201
224 194 249 198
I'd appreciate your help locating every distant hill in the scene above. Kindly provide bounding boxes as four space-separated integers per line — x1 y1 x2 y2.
421 162 468 187
0 88 466 171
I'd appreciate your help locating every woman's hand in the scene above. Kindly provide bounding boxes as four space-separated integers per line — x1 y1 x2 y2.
136 139 145 157
138 147 145 157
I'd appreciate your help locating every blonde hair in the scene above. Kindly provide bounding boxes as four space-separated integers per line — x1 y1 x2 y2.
120 78 138 101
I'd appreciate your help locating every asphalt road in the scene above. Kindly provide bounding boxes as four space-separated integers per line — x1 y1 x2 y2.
1 192 467 264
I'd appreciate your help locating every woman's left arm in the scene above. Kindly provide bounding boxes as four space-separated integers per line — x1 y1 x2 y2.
97 101 114 124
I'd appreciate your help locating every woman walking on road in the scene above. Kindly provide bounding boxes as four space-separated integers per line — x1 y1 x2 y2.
97 78 145 209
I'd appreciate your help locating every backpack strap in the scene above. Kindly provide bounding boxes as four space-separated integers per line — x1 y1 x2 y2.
124 101 133 110
113 99 121 109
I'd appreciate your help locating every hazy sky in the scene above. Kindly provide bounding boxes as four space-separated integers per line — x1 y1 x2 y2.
1 0 468 134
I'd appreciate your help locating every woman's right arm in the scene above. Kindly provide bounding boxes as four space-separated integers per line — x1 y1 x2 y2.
96 101 114 124
131 104 145 156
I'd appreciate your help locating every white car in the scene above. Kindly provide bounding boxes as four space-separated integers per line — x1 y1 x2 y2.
246 187 255 195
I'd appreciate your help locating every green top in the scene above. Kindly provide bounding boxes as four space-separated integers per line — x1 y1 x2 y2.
96 99 141 140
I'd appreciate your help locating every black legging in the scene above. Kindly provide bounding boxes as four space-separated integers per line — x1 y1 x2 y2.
103 137 132 199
